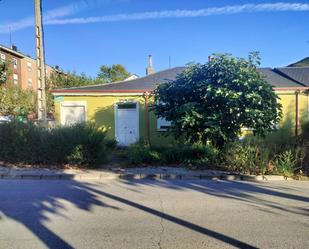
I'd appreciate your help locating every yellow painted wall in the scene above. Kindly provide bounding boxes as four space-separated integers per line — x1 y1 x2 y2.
277 91 309 129
54 95 173 145
54 90 309 145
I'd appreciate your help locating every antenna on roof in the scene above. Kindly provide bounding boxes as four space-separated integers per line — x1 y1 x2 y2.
8 26 12 47
169 56 171 68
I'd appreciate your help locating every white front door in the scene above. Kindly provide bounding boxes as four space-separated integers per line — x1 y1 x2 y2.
116 103 139 146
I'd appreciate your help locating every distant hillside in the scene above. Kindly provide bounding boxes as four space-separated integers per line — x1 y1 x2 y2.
288 57 309 67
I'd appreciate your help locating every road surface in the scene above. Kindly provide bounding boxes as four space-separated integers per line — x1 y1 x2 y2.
0 179 308 249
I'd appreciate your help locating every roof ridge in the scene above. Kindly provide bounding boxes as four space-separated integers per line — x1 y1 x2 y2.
273 68 307 87
277 66 309 69
54 66 186 91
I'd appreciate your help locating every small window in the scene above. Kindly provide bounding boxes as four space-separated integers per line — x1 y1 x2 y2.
157 117 171 131
13 58 17 69
61 104 86 126
28 78 33 87
0 53 5 62
27 62 32 72
117 103 136 109
13 74 18 84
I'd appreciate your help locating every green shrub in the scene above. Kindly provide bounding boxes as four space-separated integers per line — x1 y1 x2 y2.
222 142 270 175
126 143 219 168
273 150 298 177
127 143 160 165
0 121 109 167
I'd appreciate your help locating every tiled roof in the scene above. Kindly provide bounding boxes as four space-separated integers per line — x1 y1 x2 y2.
56 67 185 92
275 67 309 86
52 66 306 93
258 68 304 87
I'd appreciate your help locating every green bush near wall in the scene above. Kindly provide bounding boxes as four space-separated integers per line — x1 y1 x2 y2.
0 121 112 167
127 143 219 169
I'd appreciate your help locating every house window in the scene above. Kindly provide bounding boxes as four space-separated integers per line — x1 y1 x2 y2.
157 117 171 131
28 78 33 88
61 102 87 126
0 53 5 62
13 74 18 84
27 62 32 72
13 58 17 69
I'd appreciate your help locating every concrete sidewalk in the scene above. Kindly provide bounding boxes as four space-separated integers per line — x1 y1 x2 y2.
0 166 297 181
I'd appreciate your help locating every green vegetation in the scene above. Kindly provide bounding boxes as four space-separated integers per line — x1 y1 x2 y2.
153 53 282 147
0 60 10 85
0 121 112 167
47 64 131 113
0 59 35 119
97 64 131 83
122 120 309 177
273 151 297 177
127 143 219 169
0 85 36 119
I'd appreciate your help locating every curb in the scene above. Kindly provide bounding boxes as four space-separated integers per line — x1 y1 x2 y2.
0 173 298 181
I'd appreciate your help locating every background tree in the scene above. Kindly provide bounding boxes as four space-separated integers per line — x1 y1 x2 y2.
47 70 97 89
0 85 36 118
46 70 98 113
0 60 9 85
153 53 282 147
97 64 130 83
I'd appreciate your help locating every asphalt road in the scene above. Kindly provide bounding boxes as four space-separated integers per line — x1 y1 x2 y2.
0 179 308 249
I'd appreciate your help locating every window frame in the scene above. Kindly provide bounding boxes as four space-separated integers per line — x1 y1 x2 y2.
157 117 171 131
12 58 18 69
60 101 87 126
13 73 18 85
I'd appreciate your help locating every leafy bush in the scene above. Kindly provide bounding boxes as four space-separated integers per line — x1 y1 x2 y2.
127 143 160 165
222 142 269 175
126 143 219 168
0 121 109 167
273 150 297 177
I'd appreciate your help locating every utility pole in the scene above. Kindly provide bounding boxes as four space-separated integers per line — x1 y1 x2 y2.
34 0 47 127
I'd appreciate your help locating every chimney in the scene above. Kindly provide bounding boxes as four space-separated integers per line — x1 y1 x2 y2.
11 44 17 52
146 55 154 76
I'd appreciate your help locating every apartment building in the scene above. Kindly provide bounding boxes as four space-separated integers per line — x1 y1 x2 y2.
0 44 54 90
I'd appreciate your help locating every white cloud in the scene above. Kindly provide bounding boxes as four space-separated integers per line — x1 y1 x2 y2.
44 2 309 25
1 2 309 33
0 0 93 33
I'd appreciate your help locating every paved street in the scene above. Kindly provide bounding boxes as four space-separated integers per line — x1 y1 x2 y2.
0 179 308 249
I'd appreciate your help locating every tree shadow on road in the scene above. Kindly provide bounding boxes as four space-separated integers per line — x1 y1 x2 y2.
0 180 120 249
119 178 309 217
0 178 261 249
1 178 307 249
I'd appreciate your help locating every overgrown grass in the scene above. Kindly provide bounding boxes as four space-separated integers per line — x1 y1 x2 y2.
221 120 309 176
0 121 113 167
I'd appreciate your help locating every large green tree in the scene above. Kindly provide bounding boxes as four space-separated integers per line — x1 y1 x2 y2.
97 64 130 83
153 53 282 147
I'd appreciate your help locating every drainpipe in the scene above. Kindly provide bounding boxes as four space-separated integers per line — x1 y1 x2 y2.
295 90 299 136
144 91 151 144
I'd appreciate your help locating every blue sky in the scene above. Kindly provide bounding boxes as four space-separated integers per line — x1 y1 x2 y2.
0 0 308 77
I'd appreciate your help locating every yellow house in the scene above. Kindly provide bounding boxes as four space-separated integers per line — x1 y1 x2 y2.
51 66 309 146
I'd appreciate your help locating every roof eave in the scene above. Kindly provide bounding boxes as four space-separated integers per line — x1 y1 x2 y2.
50 89 152 96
